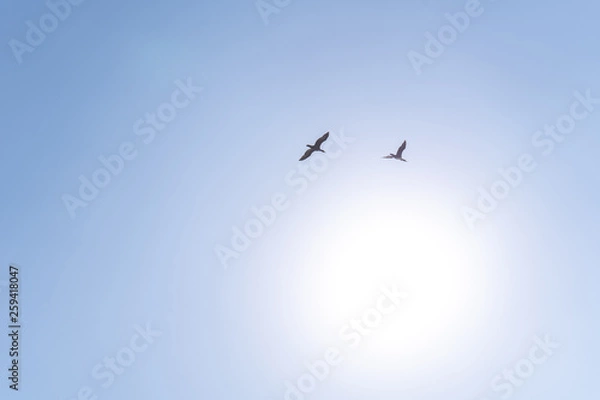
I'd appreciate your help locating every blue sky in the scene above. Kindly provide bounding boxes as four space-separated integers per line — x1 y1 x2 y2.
0 0 599 399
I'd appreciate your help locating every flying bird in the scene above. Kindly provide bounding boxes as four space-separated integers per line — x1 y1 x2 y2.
383 140 408 161
299 132 330 161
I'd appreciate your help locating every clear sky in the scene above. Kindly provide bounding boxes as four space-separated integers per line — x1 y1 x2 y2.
1 0 599 399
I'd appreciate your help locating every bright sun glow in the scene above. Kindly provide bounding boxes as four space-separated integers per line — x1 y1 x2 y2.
300 198 486 366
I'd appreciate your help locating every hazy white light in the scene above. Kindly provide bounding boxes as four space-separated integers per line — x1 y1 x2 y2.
302 199 485 369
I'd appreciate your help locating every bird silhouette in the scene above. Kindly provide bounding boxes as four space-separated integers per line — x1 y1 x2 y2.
299 132 330 161
383 140 408 161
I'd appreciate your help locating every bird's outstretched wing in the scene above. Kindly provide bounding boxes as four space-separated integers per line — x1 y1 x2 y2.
314 132 330 147
396 140 407 158
299 147 315 161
